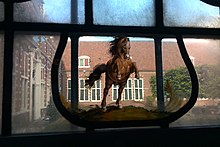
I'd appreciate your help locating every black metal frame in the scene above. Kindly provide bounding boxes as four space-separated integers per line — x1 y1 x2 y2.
1 0 220 145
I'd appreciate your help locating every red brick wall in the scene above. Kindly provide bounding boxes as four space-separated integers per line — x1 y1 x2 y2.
61 39 220 106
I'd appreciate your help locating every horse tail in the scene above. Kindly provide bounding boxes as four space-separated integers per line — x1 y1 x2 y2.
85 63 106 88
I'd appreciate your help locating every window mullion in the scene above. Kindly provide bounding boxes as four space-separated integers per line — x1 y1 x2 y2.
2 1 14 136
85 0 93 25
70 35 79 111
154 37 164 112
71 0 78 24
155 0 164 27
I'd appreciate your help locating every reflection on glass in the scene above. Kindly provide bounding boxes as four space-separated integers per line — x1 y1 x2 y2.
164 0 220 28
93 0 155 26
0 33 4 134
170 39 220 127
0 2 4 21
14 0 85 24
161 39 191 113
12 34 84 134
62 36 191 122
61 37 220 125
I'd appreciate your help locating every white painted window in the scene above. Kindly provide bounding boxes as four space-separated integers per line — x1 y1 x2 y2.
67 79 71 101
78 55 90 68
124 79 133 100
79 79 89 102
134 78 144 101
91 80 102 102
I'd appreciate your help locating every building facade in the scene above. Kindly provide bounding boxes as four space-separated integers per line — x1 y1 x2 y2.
12 35 59 125
60 38 220 109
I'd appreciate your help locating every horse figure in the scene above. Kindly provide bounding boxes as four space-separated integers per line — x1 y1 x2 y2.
85 36 140 111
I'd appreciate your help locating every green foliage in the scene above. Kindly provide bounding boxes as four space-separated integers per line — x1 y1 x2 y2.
150 65 220 99
149 76 157 98
196 65 220 98
164 67 192 98
150 66 191 99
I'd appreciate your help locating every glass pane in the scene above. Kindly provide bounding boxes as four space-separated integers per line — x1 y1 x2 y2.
97 89 100 100
59 36 219 127
164 0 220 28
68 80 71 88
0 2 4 21
161 38 191 113
69 36 160 120
68 90 71 101
93 0 155 26
14 0 85 24
0 33 4 134
170 38 220 127
92 89 95 100
85 89 88 100
12 33 84 134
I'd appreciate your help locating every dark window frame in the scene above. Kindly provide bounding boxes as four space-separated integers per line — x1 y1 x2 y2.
1 0 220 145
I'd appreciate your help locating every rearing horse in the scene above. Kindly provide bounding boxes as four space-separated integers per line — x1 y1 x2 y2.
85 36 140 111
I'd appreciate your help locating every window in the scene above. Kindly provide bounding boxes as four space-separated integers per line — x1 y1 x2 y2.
21 51 29 111
124 79 133 100
78 78 101 102
1 0 220 145
67 79 71 101
134 79 144 101
78 56 90 68
91 80 101 102
112 78 143 101
79 79 89 102
112 84 118 101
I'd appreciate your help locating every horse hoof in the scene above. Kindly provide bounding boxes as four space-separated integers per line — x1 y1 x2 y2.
117 104 123 109
102 106 107 112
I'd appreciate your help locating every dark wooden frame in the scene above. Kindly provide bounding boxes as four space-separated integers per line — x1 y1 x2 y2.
1 0 220 145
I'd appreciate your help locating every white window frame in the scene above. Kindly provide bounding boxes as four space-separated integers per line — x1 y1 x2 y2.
79 78 89 102
21 51 29 111
112 84 119 101
91 80 102 102
67 78 71 101
123 78 133 101
134 78 144 101
78 55 90 68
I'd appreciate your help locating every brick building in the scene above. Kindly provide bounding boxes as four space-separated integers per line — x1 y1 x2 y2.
60 37 220 109
5 0 60 126
12 35 59 124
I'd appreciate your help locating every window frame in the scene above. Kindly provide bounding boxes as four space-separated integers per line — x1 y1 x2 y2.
79 78 89 102
123 78 133 101
78 55 91 68
134 78 144 101
0 0 220 145
90 80 102 102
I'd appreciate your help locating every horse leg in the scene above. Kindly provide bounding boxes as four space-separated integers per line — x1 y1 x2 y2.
116 61 122 80
116 83 126 108
101 82 112 111
132 62 140 79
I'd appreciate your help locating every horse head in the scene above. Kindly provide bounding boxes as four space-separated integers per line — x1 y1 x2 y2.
109 36 131 59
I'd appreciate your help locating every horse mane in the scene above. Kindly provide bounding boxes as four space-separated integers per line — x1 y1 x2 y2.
109 36 129 57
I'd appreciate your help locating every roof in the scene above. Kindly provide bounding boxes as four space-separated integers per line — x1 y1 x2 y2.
62 39 219 71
